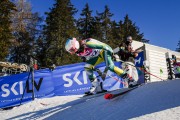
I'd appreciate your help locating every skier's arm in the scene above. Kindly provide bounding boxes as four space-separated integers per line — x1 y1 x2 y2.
86 41 113 53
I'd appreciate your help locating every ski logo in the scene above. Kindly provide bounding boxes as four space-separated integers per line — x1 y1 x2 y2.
1 78 43 97
62 71 88 87
135 57 141 65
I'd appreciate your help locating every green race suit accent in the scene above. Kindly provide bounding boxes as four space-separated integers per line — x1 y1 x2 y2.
76 38 124 81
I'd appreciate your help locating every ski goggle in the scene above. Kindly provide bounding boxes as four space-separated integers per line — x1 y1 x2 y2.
68 47 78 54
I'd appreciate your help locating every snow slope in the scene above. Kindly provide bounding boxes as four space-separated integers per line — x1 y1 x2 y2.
1 79 180 120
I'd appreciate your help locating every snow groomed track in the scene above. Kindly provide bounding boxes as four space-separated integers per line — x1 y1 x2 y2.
43 79 180 120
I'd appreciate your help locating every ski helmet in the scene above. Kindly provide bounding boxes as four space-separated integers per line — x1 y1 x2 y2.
65 38 80 54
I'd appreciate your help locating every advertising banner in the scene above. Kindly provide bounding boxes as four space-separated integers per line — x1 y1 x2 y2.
0 62 123 108
0 52 144 108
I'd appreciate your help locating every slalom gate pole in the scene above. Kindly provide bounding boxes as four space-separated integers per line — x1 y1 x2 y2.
119 60 164 81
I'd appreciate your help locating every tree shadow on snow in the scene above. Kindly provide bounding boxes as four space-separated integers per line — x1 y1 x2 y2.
8 79 180 120
7 95 88 120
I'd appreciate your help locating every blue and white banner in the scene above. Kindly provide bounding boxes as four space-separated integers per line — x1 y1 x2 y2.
135 51 145 83
135 51 144 67
0 62 123 108
0 52 144 108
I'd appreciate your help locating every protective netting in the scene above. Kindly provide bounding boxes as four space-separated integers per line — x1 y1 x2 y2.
0 62 28 76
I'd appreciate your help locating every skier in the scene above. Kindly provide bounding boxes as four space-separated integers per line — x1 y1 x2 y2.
118 36 139 87
65 38 129 95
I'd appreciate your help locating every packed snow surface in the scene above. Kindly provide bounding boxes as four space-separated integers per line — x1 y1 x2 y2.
1 79 180 120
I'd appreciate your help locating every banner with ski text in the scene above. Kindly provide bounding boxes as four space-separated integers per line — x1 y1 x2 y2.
0 51 144 108
0 62 124 108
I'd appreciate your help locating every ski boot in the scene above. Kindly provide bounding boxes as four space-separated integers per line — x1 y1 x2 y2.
121 73 131 88
121 72 138 88
128 79 138 88
85 79 107 95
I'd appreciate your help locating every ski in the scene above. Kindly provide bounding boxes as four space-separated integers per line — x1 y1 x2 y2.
104 85 139 100
81 87 126 100
82 90 112 100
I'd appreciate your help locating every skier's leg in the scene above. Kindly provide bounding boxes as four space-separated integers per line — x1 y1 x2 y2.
84 56 105 94
130 64 139 87
122 62 139 87
102 50 124 76
103 50 138 87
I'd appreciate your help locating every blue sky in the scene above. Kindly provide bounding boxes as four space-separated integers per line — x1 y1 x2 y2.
30 0 180 51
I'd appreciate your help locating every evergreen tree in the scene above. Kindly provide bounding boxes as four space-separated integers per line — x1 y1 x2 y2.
110 20 121 48
34 36 46 67
94 5 114 42
44 0 79 66
118 14 144 42
77 3 95 39
0 0 16 61
92 13 103 40
10 0 43 64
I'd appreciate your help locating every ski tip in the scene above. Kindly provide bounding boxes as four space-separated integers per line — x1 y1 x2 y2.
104 93 113 99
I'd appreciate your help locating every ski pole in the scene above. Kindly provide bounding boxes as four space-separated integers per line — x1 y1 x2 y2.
94 68 128 86
140 68 164 81
107 74 128 85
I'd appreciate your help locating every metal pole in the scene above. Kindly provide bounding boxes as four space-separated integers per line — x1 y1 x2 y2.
31 67 35 100
30 57 35 100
